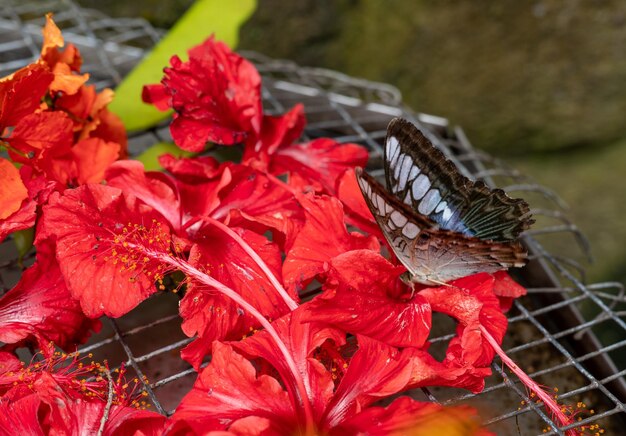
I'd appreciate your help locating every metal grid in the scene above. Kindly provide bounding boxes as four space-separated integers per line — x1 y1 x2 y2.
0 1 625 434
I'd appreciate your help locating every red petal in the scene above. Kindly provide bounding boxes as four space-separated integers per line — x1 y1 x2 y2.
159 153 221 180
324 336 418 428
69 137 121 185
209 164 299 226
336 168 382 236
38 184 171 317
243 104 306 168
493 271 526 298
49 62 89 95
0 351 22 377
305 250 431 348
0 394 46 435
41 14 64 56
7 111 74 167
282 194 379 293
0 167 61 243
0 375 166 435
170 116 240 152
0 200 36 243
492 271 527 312
180 227 292 369
271 138 369 193
173 342 295 433
0 64 53 128
167 161 302 244
0 243 100 351
141 83 170 111
53 83 96 121
106 160 182 232
87 108 128 155
71 401 167 435
407 273 508 393
406 347 492 394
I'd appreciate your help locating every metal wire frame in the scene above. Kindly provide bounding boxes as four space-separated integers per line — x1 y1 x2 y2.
0 1 625 434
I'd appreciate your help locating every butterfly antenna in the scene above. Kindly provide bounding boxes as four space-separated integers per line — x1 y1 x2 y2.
429 277 457 290
434 278 471 294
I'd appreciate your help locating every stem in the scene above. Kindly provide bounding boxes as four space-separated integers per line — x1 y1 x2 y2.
201 216 298 311
97 367 114 436
154 251 315 433
480 325 577 435
0 139 29 158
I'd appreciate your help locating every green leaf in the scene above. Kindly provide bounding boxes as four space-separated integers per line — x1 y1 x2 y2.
135 142 195 171
13 227 34 261
109 0 257 132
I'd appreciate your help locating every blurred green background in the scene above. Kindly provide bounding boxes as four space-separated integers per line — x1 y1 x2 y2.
78 0 626 286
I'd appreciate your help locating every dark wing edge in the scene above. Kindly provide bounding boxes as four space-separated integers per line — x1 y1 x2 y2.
383 118 535 242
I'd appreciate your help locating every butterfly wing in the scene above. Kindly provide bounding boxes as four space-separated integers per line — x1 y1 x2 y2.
384 118 534 242
356 169 527 285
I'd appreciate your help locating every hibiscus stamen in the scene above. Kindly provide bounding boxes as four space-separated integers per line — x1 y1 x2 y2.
201 216 298 310
1 346 146 408
103 219 176 290
480 325 586 435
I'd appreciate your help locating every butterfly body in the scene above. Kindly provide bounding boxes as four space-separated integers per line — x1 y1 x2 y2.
357 118 533 285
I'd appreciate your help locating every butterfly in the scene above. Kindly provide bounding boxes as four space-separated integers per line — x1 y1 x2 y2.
356 118 534 286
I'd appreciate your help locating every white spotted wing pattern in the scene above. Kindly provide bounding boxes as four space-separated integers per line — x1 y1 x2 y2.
384 119 533 242
356 118 533 285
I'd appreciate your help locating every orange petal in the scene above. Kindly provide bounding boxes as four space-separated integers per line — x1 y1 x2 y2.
42 13 64 56
50 63 89 95
0 158 28 219
72 137 121 184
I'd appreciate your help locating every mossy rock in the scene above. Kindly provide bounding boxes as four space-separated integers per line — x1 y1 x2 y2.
240 0 626 154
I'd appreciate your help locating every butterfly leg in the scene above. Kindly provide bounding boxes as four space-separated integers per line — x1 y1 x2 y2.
399 271 424 299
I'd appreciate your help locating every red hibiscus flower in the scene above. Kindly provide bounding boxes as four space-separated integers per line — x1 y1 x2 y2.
107 158 303 247
37 184 172 318
0 351 166 435
304 258 512 394
143 36 262 151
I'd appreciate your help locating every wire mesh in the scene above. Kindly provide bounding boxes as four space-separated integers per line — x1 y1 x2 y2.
0 1 625 434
